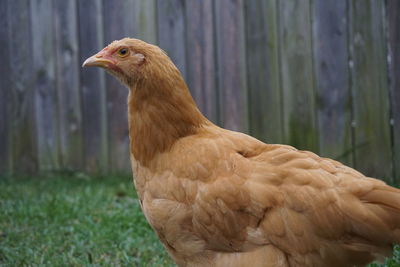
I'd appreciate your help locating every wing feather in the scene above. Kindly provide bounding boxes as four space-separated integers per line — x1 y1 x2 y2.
188 129 400 266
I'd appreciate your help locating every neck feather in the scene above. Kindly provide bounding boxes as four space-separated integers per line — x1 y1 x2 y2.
128 66 207 166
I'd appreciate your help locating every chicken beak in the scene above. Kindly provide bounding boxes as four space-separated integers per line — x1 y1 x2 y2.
82 54 114 68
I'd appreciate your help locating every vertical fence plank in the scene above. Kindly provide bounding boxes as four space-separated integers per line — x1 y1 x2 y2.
7 0 37 173
78 0 108 172
387 0 400 183
349 0 392 180
185 0 218 123
0 0 11 174
215 0 248 132
54 0 83 171
102 0 135 173
31 0 59 171
279 0 318 152
157 0 187 79
244 0 282 143
133 0 157 44
312 0 352 164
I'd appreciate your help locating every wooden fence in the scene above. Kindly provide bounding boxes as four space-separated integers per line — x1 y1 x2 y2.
0 0 399 183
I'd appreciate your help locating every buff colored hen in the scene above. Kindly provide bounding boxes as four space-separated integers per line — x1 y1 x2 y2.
83 38 400 267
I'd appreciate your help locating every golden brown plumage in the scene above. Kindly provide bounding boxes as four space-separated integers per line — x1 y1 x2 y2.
83 38 400 267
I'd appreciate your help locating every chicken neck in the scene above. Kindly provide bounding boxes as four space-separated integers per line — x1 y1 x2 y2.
128 68 207 166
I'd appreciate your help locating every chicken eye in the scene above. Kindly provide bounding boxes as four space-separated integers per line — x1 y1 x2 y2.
117 48 129 57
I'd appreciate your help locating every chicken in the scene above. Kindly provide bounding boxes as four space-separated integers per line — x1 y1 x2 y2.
82 38 400 267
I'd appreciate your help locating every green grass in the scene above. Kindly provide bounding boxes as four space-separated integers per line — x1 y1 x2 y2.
0 173 174 266
0 174 399 267
369 245 400 267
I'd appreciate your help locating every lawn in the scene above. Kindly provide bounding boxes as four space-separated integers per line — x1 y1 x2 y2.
0 173 174 266
0 173 399 267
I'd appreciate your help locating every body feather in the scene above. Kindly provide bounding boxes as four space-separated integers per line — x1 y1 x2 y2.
132 124 400 266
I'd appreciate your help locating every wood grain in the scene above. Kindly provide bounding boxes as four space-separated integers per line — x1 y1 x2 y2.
185 0 218 123
157 0 187 79
387 0 400 183
0 0 11 174
78 0 108 172
278 0 318 152
31 0 59 171
7 0 38 173
133 0 157 44
102 0 135 173
312 0 352 165
214 0 248 132
349 0 392 180
54 0 83 171
244 0 283 144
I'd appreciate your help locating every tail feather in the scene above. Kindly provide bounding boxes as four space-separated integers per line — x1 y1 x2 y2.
355 186 400 245
337 185 400 264
362 189 400 211
361 188 400 243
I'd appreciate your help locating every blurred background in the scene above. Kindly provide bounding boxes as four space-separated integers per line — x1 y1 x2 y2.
0 0 399 183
